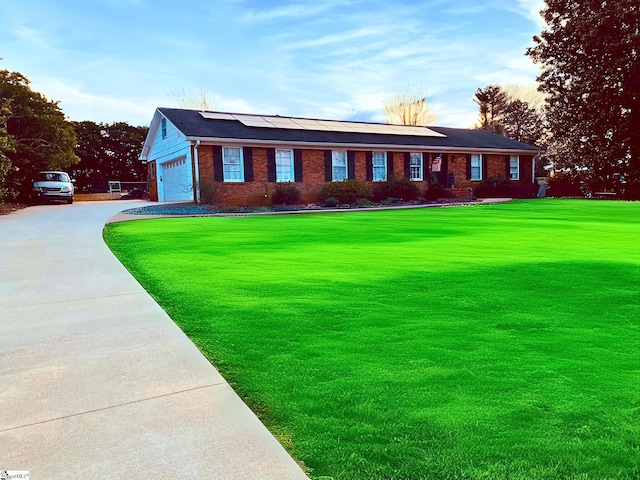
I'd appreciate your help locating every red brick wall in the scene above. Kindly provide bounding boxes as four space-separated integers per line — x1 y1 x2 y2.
195 146 532 206
450 153 535 196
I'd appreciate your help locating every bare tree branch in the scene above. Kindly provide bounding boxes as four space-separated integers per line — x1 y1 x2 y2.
383 87 438 125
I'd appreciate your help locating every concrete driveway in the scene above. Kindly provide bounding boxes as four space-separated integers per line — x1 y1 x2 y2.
0 201 309 479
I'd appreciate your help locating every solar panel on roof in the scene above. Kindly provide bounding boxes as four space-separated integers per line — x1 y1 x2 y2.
203 111 446 137
240 118 277 128
269 118 301 128
199 112 236 120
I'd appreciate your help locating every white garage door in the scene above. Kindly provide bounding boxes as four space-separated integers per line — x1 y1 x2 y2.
162 156 192 202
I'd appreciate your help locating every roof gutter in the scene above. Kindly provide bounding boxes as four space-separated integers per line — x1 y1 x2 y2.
184 136 540 155
193 140 201 203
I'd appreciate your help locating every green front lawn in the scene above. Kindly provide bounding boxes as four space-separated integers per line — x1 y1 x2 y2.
104 199 639 479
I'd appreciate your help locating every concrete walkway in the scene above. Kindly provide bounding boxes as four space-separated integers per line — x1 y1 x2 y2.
0 201 309 479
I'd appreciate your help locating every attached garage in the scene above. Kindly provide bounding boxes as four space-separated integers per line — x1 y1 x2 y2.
161 156 192 202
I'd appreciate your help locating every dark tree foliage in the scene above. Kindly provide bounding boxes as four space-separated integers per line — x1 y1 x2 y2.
502 99 545 146
473 85 509 135
0 99 14 199
527 0 640 197
71 121 148 192
474 84 545 147
0 70 79 200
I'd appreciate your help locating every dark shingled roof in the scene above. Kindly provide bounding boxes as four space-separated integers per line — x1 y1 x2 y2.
158 107 539 152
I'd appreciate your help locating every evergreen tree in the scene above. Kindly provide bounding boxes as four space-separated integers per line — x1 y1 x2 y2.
473 85 509 134
473 84 545 147
527 0 640 197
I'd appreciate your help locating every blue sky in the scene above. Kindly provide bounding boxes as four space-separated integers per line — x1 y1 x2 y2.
0 0 545 128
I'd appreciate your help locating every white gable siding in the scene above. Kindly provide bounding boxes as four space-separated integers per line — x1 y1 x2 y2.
146 115 194 202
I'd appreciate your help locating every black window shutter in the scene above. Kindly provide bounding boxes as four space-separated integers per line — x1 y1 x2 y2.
294 149 303 182
366 152 373 181
243 147 253 182
505 155 511 178
403 152 410 179
423 153 429 179
213 146 223 182
387 152 394 179
482 154 488 180
347 151 356 179
466 154 472 180
267 148 276 182
442 154 449 186
324 150 332 181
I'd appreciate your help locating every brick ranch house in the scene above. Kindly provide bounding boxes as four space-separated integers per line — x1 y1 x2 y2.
140 108 539 205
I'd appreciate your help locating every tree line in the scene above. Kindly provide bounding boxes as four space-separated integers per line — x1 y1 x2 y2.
0 70 147 201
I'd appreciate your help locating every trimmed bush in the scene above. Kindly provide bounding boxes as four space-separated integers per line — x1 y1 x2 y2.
322 197 339 207
474 176 537 198
474 177 513 197
424 182 451 201
321 179 372 204
352 198 376 208
371 175 419 202
546 174 585 198
271 184 301 205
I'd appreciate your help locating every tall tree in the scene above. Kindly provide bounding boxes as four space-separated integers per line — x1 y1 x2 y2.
473 85 509 134
0 70 79 200
527 0 640 196
473 84 545 147
502 99 545 146
383 87 438 125
0 99 14 199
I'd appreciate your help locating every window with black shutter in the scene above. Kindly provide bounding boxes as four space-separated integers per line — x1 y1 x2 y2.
347 151 356 180
243 147 253 182
267 148 276 182
294 149 303 182
366 152 373 181
213 146 223 182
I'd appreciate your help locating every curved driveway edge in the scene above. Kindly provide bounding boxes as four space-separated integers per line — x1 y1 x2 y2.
0 201 309 479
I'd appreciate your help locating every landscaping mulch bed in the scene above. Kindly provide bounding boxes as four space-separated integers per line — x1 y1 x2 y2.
120 198 477 217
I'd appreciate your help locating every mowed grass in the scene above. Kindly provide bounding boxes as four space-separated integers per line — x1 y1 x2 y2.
104 199 639 479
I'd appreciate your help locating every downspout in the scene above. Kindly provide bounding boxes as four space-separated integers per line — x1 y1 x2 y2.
194 140 201 203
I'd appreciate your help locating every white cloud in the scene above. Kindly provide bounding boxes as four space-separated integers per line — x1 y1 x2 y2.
476 52 541 85
13 25 54 49
510 0 546 27
237 2 343 23
281 25 390 51
64 59 112 74
30 78 159 125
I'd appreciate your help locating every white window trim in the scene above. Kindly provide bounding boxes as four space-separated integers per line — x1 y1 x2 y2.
510 155 520 180
471 154 482 181
372 151 387 182
275 149 295 182
410 152 423 181
223 147 244 182
332 150 347 182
